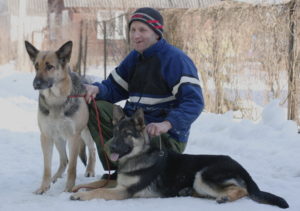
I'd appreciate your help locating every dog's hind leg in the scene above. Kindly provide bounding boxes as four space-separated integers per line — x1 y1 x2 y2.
78 139 87 166
216 185 248 203
193 168 248 204
81 127 96 177
64 134 80 192
52 138 68 183
34 133 54 194
193 171 221 199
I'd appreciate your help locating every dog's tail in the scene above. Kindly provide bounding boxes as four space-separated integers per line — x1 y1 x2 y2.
244 174 289 209
79 141 87 166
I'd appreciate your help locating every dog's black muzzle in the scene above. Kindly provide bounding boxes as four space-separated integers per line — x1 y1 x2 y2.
110 138 132 158
33 77 54 90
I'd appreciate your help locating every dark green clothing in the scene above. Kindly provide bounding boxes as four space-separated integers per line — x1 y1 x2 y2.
88 100 186 170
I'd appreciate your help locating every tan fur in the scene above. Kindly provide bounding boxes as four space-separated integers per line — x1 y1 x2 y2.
70 174 141 200
25 41 96 194
72 179 117 192
71 174 141 200
221 186 248 202
71 186 129 201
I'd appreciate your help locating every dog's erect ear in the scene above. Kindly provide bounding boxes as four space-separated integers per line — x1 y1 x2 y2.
112 105 125 126
56 41 72 64
25 41 39 62
132 108 145 130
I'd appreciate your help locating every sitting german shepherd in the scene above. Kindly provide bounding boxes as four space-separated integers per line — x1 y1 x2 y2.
25 41 96 194
70 106 288 209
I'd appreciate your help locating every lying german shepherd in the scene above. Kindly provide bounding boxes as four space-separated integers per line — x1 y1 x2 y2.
70 106 288 209
25 41 96 194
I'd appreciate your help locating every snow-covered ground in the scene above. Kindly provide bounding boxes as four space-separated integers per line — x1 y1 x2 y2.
0 62 299 211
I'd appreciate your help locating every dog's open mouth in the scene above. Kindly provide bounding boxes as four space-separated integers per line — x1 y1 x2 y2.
110 153 120 161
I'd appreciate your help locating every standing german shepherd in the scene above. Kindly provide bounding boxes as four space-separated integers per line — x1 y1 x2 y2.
25 41 96 194
70 106 289 209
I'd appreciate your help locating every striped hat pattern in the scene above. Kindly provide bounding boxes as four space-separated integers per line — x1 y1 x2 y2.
129 7 164 37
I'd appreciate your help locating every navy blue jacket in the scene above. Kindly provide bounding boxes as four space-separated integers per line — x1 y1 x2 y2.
93 38 204 142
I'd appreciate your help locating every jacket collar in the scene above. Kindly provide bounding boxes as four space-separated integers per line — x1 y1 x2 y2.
135 38 167 59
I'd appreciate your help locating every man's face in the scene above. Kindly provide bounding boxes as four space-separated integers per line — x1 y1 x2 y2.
129 21 159 53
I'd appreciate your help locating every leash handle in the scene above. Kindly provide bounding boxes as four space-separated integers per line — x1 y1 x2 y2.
158 135 162 151
158 136 165 156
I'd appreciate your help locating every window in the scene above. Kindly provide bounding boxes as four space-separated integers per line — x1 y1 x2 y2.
62 10 69 25
97 10 126 40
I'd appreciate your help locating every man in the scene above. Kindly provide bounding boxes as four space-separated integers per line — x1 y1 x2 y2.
84 7 204 178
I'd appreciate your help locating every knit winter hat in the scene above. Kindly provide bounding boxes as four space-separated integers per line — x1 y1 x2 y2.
129 7 164 37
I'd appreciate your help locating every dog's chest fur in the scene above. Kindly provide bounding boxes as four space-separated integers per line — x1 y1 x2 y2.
38 72 84 117
39 93 79 117
37 72 86 138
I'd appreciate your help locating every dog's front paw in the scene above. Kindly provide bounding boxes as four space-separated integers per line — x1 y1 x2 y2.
70 192 90 201
64 181 75 192
84 170 95 177
34 185 50 195
216 196 229 204
70 193 81 200
64 186 74 193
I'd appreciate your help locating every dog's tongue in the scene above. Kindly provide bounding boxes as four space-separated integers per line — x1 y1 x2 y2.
110 153 119 161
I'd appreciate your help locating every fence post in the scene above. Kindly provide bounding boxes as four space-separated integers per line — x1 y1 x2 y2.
83 21 88 76
103 20 107 79
16 0 27 71
76 20 83 75
287 0 298 124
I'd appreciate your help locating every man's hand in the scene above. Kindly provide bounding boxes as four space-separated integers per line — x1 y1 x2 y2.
84 84 99 103
146 121 172 137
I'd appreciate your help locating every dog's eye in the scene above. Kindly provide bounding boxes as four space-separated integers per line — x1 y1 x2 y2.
45 62 54 71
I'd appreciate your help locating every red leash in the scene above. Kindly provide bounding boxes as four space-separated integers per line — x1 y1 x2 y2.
68 94 111 189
